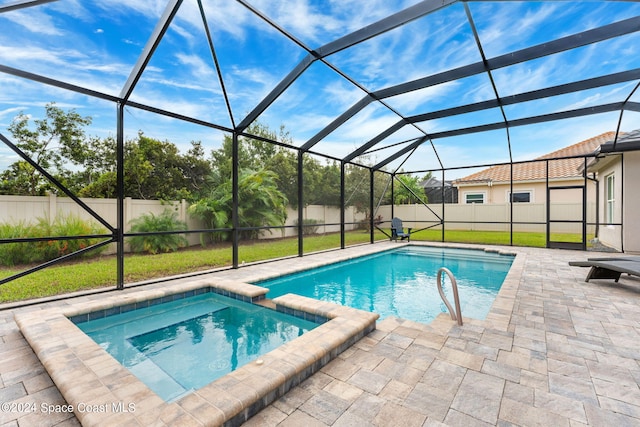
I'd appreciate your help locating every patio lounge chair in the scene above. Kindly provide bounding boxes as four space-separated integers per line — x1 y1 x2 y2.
391 217 412 242
568 258 640 282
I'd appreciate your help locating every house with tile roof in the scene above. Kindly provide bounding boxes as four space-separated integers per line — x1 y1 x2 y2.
453 132 615 206
452 130 640 253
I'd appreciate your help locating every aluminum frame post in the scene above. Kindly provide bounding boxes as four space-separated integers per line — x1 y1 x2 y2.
232 132 239 268
340 161 345 249
298 151 304 257
116 103 125 289
369 168 375 243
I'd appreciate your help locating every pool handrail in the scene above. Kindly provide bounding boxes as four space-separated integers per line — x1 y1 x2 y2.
437 267 463 326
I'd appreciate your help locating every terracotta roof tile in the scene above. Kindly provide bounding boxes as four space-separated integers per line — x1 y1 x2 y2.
455 132 617 184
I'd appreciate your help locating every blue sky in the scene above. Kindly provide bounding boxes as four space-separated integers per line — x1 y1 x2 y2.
1 0 639 178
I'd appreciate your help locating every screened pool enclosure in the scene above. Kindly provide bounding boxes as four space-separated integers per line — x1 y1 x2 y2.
1 0 639 293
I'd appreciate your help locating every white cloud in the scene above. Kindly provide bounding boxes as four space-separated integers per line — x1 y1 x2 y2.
322 81 366 111
0 45 68 66
249 0 341 45
471 3 563 56
321 103 401 147
0 9 64 36
0 151 21 171
0 107 25 121
175 53 217 80
167 22 196 44
126 85 230 126
94 0 165 21
385 81 460 113
508 114 621 162
196 0 255 41
326 0 421 36
49 0 92 21
321 6 477 92
140 76 221 95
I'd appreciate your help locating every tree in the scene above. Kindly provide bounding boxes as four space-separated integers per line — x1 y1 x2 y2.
74 135 117 197
181 141 211 199
2 105 213 199
188 168 288 242
210 122 288 178
344 164 371 212
77 133 211 200
342 161 396 212
1 103 92 195
211 122 397 210
301 158 341 206
394 174 428 204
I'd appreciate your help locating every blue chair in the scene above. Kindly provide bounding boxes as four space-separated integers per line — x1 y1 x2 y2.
391 217 411 242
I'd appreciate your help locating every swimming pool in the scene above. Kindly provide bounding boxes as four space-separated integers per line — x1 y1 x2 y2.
76 292 319 402
257 246 514 324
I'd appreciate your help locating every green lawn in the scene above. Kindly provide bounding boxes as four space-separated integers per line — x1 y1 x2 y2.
410 229 589 247
0 229 586 303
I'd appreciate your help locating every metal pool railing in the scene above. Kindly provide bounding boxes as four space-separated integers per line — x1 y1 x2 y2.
437 267 463 326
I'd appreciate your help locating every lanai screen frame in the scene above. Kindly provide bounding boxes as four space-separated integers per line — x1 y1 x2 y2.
0 0 638 291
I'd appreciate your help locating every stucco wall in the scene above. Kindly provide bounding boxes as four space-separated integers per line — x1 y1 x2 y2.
623 151 640 253
594 158 623 252
457 179 594 205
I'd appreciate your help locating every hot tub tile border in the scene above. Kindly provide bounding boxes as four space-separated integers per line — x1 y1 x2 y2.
15 281 377 427
68 280 269 325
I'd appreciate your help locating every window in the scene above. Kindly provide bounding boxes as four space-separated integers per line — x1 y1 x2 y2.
465 193 484 204
606 173 615 223
508 191 531 203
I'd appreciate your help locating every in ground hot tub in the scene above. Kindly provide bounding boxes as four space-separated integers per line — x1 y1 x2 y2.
74 291 320 402
16 279 377 426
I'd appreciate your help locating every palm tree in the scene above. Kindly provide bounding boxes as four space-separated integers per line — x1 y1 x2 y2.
188 168 288 242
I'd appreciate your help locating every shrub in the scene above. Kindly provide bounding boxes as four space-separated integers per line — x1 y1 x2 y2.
128 210 188 254
358 214 383 231
34 214 109 261
0 221 36 266
294 218 321 235
0 214 108 266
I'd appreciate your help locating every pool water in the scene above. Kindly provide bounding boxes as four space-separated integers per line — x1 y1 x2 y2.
257 246 514 324
77 293 318 402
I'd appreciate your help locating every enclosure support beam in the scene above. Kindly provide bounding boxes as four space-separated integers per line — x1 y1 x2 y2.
0 0 58 13
340 162 346 249
390 176 395 221
116 104 125 290
510 163 514 246
331 16 640 162
232 132 239 268
425 103 624 140
298 152 304 257
119 0 183 102
583 158 588 251
366 68 640 167
620 153 625 253
369 169 375 244
545 161 550 248
441 170 446 243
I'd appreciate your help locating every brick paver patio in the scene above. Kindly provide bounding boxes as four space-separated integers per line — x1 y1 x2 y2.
1 243 639 426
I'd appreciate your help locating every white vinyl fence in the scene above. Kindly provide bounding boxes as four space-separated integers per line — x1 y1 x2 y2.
0 195 366 252
0 195 593 252
380 202 595 234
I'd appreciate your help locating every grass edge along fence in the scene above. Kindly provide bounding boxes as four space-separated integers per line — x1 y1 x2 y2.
0 229 590 304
